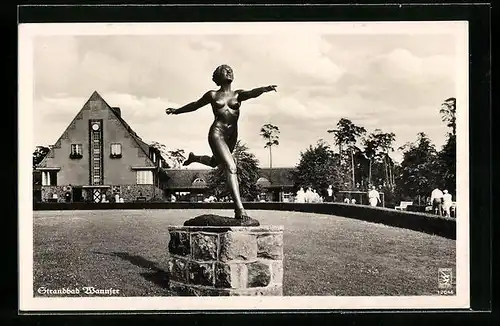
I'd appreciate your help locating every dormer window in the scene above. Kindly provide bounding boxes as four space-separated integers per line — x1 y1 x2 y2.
70 144 83 159
110 143 122 158
192 177 207 188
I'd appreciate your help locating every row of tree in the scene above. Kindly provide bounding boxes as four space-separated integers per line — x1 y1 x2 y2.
292 97 457 205
398 97 456 199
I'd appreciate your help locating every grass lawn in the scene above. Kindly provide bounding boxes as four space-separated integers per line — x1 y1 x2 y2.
32 209 456 297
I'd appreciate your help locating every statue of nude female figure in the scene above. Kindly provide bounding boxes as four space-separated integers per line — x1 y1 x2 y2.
166 64 277 223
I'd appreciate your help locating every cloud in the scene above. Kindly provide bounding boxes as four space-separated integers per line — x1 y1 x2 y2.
227 34 344 88
32 32 458 168
381 48 455 82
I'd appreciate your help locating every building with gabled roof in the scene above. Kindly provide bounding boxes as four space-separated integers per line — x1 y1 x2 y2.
35 91 165 203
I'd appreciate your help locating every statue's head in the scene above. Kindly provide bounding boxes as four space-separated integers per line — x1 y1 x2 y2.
212 64 234 86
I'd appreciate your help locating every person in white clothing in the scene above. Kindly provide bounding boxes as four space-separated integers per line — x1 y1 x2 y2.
368 186 381 207
431 187 444 216
295 187 305 203
326 185 334 202
442 190 453 217
305 187 314 203
312 189 320 203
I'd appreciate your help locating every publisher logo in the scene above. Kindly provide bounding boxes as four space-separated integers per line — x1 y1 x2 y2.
438 268 453 289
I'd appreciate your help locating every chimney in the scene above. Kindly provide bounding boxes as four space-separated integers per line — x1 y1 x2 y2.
112 107 121 117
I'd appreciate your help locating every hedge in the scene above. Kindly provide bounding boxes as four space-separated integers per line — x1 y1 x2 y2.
33 202 455 239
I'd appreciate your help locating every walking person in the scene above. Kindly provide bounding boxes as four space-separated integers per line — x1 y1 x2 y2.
442 190 453 217
326 185 334 202
368 185 381 207
430 187 444 216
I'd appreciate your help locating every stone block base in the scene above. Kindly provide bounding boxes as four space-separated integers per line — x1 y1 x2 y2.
168 225 284 296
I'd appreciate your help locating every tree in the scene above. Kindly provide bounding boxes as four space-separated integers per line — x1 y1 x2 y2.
260 123 280 181
33 146 50 170
362 135 379 186
328 118 366 188
440 97 456 136
207 140 261 201
292 139 346 195
149 141 185 168
396 132 440 199
375 131 396 190
437 97 457 195
362 129 396 189
166 149 186 168
438 134 456 194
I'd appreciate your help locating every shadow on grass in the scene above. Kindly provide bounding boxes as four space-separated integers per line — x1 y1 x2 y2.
93 251 170 289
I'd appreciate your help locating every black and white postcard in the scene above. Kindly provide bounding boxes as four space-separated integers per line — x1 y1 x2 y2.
19 21 469 311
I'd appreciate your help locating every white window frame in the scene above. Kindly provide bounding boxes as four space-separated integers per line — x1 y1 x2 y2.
41 171 58 186
110 143 122 156
71 144 83 155
136 170 153 185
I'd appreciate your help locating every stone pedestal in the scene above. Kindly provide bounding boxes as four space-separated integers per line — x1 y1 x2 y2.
167 225 284 296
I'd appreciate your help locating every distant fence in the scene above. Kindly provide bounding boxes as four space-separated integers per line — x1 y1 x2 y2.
33 202 455 239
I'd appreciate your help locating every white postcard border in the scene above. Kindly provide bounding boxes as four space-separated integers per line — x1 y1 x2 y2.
19 21 470 311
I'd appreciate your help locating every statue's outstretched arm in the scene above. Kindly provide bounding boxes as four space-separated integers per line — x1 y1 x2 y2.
237 85 277 102
166 91 213 115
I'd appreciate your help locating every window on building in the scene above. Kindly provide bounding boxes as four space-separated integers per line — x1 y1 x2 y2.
136 170 153 185
70 144 83 159
110 143 122 158
41 171 58 186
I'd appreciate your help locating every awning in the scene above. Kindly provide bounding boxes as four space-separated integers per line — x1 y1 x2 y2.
36 167 61 171
131 166 156 170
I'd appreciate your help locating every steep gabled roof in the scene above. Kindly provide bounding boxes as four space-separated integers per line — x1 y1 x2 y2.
91 91 153 160
37 91 155 168
163 169 211 189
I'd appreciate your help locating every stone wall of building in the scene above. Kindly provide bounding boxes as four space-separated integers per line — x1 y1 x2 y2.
119 184 165 202
41 186 69 202
41 184 165 203
168 225 284 296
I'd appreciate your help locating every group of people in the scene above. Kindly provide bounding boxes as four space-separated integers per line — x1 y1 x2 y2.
294 187 324 203
430 187 454 217
293 184 383 207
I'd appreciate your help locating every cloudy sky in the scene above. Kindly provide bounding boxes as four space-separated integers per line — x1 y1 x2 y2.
31 23 462 168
